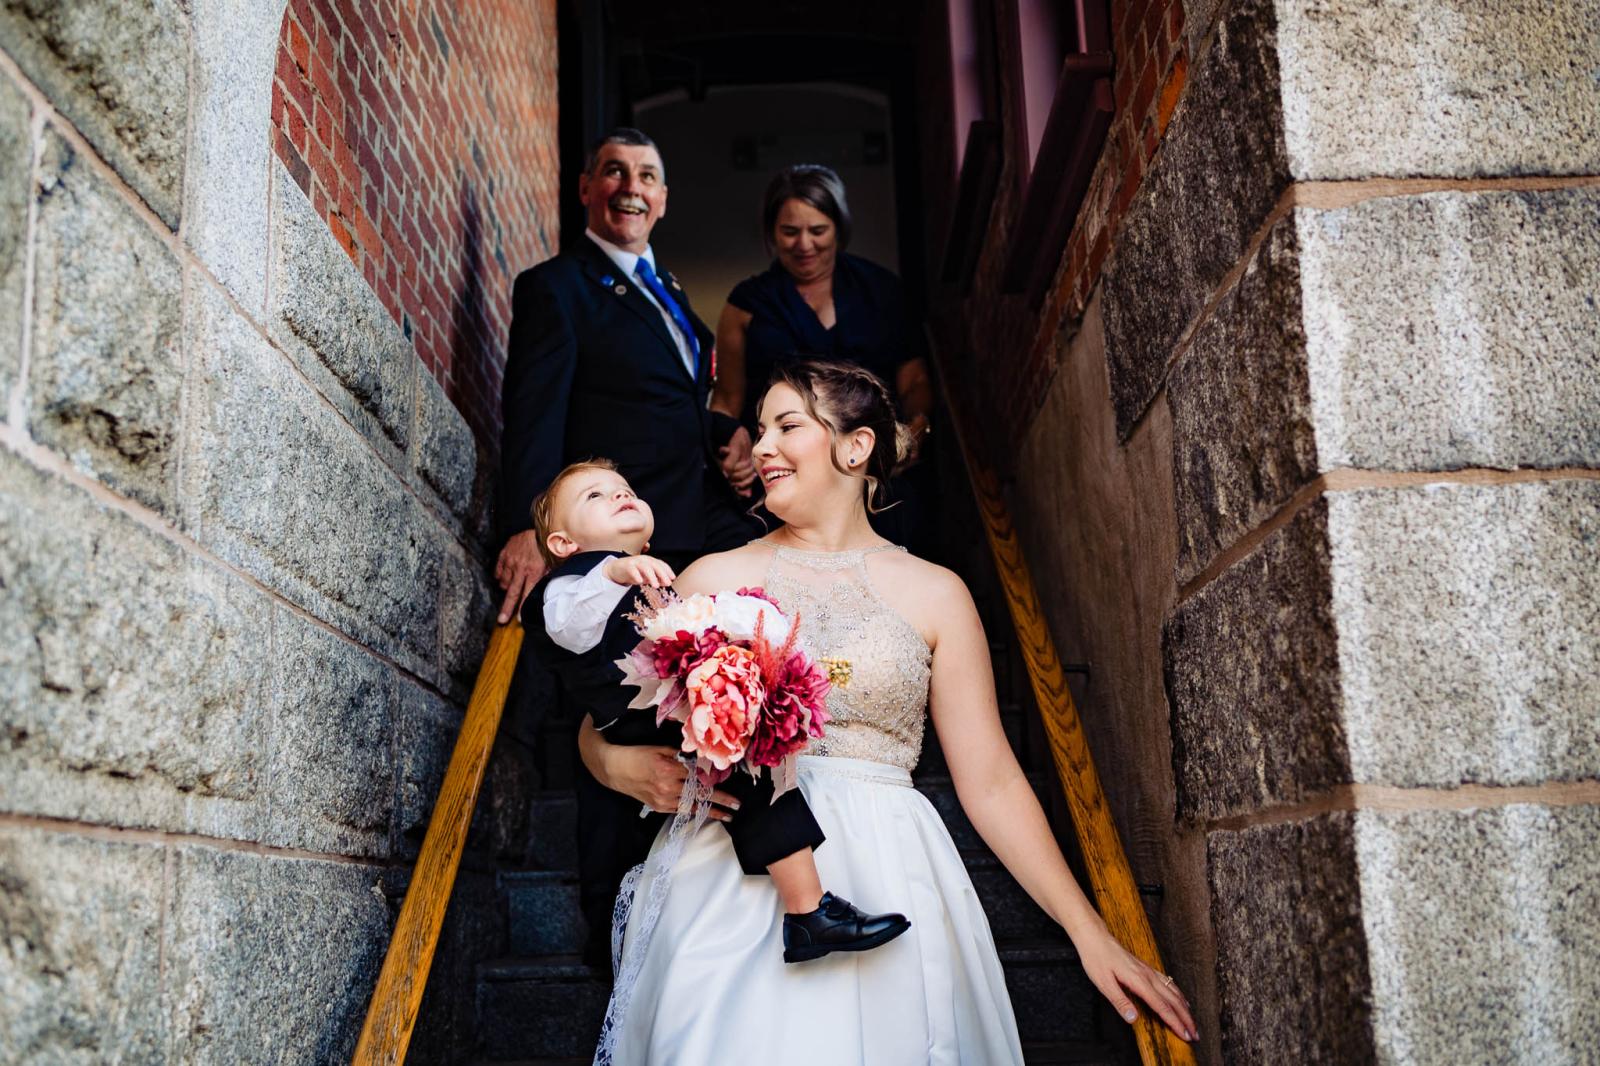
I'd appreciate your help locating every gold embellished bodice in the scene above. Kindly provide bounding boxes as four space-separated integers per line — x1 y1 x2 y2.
762 543 932 771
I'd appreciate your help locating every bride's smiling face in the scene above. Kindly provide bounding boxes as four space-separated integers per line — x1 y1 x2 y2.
754 382 870 521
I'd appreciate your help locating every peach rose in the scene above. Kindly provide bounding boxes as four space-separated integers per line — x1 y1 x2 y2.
681 645 765 771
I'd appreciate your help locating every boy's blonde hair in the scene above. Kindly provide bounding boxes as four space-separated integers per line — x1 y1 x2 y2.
530 458 620 567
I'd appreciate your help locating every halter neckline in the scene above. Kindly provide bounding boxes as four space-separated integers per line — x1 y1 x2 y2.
769 542 905 561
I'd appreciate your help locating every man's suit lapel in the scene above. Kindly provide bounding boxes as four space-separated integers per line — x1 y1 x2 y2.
575 240 693 383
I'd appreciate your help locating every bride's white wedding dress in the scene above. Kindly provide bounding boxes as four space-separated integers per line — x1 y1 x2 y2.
607 544 1026 1065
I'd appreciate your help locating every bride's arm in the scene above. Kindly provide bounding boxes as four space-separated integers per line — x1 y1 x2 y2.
925 570 1197 1043
576 717 736 819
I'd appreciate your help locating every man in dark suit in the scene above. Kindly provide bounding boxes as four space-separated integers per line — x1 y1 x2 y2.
497 128 753 600
496 127 758 963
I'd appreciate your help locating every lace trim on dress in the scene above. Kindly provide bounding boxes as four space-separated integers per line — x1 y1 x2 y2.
593 774 714 1066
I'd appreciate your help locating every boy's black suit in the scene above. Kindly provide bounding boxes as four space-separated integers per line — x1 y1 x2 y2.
500 237 749 557
526 551 825 957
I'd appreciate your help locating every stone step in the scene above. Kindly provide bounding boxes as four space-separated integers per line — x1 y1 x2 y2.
997 942 1101 1044
474 939 1097 1060
1020 1041 1122 1065
526 792 579 872
501 870 588 956
474 1044 1117 1066
964 851 1068 942
476 956 609 1061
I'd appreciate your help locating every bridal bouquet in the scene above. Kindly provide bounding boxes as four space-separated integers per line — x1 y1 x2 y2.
614 587 831 795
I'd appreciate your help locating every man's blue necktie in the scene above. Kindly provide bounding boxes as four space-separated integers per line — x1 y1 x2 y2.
633 258 701 370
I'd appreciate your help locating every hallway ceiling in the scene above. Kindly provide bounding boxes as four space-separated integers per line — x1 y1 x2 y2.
604 0 923 100
605 0 918 43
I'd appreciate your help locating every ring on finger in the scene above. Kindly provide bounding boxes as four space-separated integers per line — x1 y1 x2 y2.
1161 974 1176 988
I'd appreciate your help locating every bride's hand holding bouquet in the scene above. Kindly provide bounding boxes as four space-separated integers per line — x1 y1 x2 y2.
615 586 831 798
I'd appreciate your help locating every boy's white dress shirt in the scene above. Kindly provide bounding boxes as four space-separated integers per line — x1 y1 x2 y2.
541 557 634 655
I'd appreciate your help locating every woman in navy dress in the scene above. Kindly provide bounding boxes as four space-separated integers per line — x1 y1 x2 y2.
712 165 936 554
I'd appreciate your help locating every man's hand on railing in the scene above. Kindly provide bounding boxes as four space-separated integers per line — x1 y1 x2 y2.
577 718 739 821
495 530 548 624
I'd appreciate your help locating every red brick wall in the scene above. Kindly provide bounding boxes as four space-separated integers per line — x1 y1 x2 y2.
270 0 559 448
925 0 1189 439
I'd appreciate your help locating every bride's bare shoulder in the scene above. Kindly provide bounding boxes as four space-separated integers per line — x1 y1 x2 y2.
869 548 975 644
874 547 968 597
674 540 775 596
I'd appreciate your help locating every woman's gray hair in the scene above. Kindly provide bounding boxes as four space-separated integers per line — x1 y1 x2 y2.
762 164 851 253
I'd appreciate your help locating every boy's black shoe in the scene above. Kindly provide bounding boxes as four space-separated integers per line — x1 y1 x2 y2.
782 892 911 963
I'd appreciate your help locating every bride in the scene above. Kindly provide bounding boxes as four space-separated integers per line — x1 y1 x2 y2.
577 359 1196 1063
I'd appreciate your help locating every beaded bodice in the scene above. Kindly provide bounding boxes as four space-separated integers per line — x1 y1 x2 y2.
762 543 932 771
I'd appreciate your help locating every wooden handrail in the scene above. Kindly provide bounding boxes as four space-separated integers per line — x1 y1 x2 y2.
352 620 525 1066
933 348 1196 1066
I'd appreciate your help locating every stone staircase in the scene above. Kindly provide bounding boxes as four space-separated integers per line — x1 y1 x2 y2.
455 582 1132 1065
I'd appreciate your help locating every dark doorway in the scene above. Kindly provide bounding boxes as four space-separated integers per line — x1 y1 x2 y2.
554 2 927 315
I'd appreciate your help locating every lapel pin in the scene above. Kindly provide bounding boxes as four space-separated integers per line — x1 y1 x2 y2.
614 283 628 295
600 274 614 286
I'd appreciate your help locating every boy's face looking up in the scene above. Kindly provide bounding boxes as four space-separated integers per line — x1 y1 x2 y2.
545 467 653 560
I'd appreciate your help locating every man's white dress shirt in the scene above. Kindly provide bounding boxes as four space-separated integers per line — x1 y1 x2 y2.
585 229 697 379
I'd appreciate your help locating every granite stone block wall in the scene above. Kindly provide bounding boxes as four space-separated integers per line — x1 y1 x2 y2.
1102 0 1290 439
0 1 553 1060
0 0 189 228
1156 4 1600 1059
0 75 31 401
926 0 1600 1061
1209 804 1600 1064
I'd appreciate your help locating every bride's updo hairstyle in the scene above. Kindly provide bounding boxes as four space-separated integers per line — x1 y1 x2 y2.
766 358 914 513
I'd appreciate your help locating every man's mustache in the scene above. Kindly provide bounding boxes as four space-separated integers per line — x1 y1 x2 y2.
608 194 649 216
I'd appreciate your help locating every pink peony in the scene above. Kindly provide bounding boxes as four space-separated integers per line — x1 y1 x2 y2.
746 655 832 768
682 645 765 771
650 628 728 679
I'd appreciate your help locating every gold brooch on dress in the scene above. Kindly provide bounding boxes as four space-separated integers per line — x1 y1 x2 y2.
820 657 852 689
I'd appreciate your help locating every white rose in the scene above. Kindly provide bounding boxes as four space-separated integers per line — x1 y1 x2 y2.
641 593 718 640
711 592 792 644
